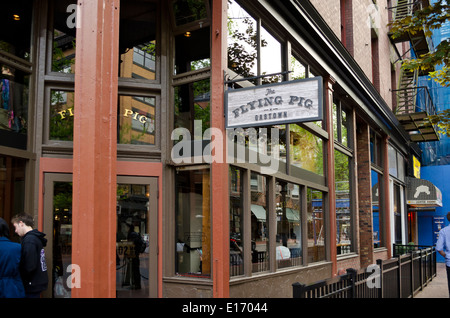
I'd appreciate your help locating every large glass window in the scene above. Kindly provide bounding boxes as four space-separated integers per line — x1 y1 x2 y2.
229 166 244 276
370 130 383 167
275 180 302 269
371 169 382 248
335 150 352 255
290 124 324 176
0 1 32 150
175 167 211 278
250 172 269 273
393 182 402 244
307 188 326 263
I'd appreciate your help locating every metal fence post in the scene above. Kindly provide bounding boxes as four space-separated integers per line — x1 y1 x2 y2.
410 251 414 298
419 249 424 291
346 268 357 298
292 282 306 298
376 259 383 298
397 255 402 298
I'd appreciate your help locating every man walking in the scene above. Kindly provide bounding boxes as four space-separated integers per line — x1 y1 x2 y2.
436 212 450 298
12 214 48 298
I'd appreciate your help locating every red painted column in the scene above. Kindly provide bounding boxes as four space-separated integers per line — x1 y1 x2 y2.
211 0 229 298
325 76 337 276
72 0 119 298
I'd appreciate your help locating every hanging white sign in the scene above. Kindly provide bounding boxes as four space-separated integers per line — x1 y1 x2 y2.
225 77 323 128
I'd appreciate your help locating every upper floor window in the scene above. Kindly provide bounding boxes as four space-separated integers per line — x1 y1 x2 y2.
333 100 351 148
388 144 405 181
370 129 383 167
227 0 284 85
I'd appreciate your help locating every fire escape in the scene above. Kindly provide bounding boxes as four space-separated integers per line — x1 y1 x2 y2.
389 0 439 142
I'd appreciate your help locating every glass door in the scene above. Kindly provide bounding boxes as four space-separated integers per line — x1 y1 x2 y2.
43 174 158 298
43 173 73 298
116 176 158 298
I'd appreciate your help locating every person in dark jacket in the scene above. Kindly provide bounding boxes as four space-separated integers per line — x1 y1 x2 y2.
0 218 25 298
12 214 48 298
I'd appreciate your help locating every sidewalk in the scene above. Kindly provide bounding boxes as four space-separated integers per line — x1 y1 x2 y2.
415 262 449 298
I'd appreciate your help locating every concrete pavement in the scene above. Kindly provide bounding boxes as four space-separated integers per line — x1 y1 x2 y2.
415 262 449 298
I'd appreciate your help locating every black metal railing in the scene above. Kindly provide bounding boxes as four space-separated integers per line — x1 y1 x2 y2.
292 245 437 298
393 86 437 117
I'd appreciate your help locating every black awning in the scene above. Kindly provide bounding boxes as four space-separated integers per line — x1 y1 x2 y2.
406 177 442 208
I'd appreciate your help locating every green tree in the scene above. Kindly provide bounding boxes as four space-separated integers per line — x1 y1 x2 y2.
389 0 450 86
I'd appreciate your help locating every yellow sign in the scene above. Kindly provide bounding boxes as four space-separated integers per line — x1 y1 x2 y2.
413 156 421 179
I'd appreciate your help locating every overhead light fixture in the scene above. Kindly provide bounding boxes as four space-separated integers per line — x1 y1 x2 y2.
13 14 20 21
184 31 191 38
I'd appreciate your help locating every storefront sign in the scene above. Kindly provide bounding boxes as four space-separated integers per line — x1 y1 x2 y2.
58 108 153 127
406 177 442 207
225 77 323 128
413 155 421 179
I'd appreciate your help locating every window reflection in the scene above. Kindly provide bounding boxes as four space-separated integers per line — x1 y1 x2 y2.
276 180 302 269
52 182 72 298
172 0 208 27
118 95 156 145
175 168 211 278
261 27 282 83
229 166 244 276
174 27 210 75
393 183 402 244
371 170 381 248
335 150 352 255
227 0 257 84
49 90 74 141
291 57 307 80
0 1 33 61
52 0 76 73
116 183 150 297
174 79 210 140
119 1 157 80
0 66 29 149
307 188 325 263
250 172 269 273
290 124 323 176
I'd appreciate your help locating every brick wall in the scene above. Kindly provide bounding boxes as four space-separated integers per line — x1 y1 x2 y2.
310 0 398 110
356 120 374 268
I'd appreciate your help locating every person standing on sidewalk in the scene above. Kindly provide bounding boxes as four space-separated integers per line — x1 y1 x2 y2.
0 218 25 298
12 214 48 298
436 212 450 297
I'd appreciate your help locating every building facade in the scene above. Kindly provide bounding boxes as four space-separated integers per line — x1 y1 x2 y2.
0 0 440 298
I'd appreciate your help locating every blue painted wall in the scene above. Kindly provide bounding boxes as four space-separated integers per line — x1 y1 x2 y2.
418 166 450 263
